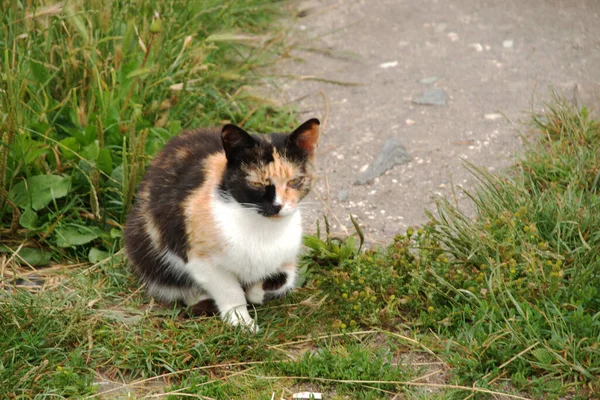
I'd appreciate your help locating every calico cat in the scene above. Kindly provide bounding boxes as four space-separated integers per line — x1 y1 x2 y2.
124 119 320 332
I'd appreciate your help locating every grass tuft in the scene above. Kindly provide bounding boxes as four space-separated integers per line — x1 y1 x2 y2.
0 0 296 265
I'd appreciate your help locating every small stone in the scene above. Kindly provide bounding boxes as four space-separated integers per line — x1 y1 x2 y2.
502 39 514 48
379 60 398 68
293 392 322 400
405 118 416 125
337 189 349 202
355 137 411 185
469 43 483 52
419 76 439 84
447 32 459 41
484 113 503 121
412 88 448 106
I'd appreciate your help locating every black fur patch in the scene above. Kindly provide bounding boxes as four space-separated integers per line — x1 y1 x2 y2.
220 131 313 217
144 129 224 262
180 299 219 317
262 272 288 291
124 208 195 289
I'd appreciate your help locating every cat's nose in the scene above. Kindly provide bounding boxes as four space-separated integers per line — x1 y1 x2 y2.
272 204 282 214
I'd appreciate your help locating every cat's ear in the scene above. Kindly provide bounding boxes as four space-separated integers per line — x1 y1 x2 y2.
287 118 320 159
222 124 256 161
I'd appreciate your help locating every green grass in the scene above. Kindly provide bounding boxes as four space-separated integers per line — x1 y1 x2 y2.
2 2 599 399
1 0 296 264
5 101 598 398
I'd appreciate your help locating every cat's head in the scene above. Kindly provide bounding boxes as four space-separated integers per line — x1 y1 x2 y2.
220 119 320 218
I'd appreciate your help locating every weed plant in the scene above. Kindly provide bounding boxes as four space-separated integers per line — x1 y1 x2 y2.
0 0 295 265
308 101 600 398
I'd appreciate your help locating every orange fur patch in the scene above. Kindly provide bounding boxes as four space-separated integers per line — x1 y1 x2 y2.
143 210 163 249
245 149 310 207
183 152 227 259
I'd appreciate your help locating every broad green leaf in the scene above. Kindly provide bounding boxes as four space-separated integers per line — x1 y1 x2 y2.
532 348 554 365
17 247 52 266
59 137 79 160
9 175 70 211
89 248 110 263
60 125 86 144
82 141 100 161
84 124 98 143
78 159 94 175
0 246 51 266
97 148 113 175
23 143 51 166
296 264 309 288
110 228 122 238
108 165 124 189
303 235 327 251
54 225 104 248
20 207 40 230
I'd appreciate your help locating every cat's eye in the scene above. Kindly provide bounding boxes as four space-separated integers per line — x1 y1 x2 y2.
248 181 264 188
288 177 304 188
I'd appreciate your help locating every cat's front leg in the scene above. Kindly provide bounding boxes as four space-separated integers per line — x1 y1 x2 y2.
246 263 297 305
187 259 258 333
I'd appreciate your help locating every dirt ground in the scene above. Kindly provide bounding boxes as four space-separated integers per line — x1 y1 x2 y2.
281 0 600 245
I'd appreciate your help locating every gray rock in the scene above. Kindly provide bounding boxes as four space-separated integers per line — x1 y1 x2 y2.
355 137 411 185
412 88 447 105
337 189 349 202
419 76 439 84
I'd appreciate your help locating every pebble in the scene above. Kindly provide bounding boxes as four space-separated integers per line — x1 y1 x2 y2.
503 39 514 48
337 189 349 202
469 43 483 52
355 137 411 185
484 113 503 121
412 88 448 106
379 60 398 68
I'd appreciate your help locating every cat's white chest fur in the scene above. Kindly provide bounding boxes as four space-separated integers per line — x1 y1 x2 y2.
210 194 303 283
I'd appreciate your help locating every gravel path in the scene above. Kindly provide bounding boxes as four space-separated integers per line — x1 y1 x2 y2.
283 0 600 244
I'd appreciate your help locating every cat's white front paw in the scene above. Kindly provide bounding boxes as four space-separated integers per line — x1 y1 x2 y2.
221 306 259 333
245 283 265 305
